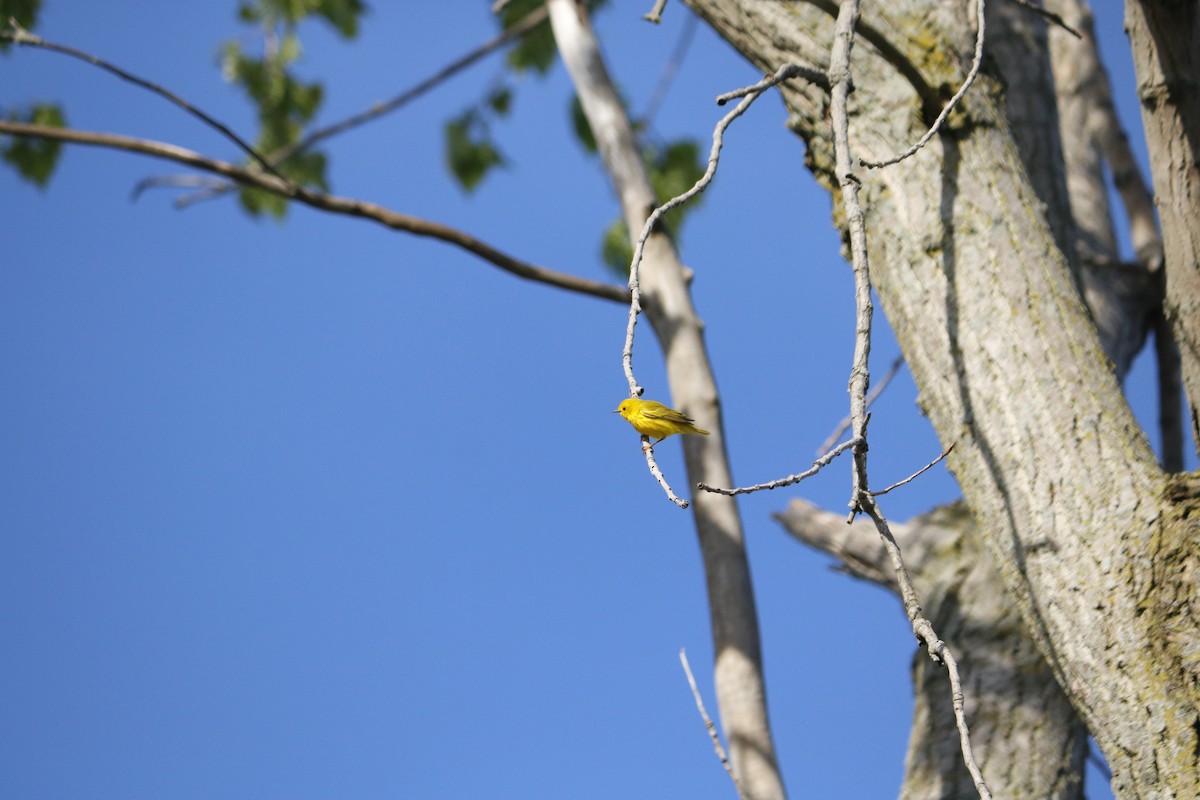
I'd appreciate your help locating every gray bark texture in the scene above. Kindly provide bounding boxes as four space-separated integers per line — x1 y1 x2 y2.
680 0 1200 798
777 501 1087 800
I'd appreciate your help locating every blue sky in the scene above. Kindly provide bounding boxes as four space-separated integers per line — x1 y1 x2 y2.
1 2 1186 798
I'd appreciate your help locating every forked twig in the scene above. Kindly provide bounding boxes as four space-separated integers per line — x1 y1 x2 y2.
1 19 289 185
697 436 860 496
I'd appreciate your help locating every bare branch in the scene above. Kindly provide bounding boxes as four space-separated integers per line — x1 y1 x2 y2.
1 19 289 186
826 0 873 516
644 0 670 24
0 121 629 304
697 436 860 497
871 443 955 497
826 0 991 789
859 0 987 169
679 649 747 800
639 436 691 508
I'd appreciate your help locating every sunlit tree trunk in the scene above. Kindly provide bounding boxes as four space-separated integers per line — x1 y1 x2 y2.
548 3 787 798
684 1 1200 797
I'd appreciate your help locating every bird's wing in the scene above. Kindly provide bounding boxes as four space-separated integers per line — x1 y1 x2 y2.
642 403 693 424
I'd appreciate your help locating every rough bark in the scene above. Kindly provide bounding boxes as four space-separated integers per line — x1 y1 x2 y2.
682 0 1200 797
777 500 1087 799
1125 0 1200 447
548 3 786 798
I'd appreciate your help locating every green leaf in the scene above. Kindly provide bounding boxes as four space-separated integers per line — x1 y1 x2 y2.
601 217 633 276
500 0 556 75
650 140 703 205
648 138 704 236
2 103 65 187
278 29 303 65
282 149 328 190
569 95 597 154
444 111 505 193
592 138 704 275
312 0 366 38
487 87 513 117
238 185 289 219
236 0 364 36
236 2 260 24
506 22 556 75
236 146 328 221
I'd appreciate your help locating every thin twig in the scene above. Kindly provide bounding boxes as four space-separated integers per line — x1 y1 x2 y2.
716 63 830 101
679 649 748 800
1 19 291 186
130 174 235 200
623 63 828 396
640 12 697 127
817 354 904 455
643 0 669 24
871 443 955 497
826 0 990 789
859 495 991 799
169 5 550 208
859 0 987 169
697 437 861 496
0 121 631 305
288 6 549 161
827 0 874 518
640 436 690 508
1009 0 1082 38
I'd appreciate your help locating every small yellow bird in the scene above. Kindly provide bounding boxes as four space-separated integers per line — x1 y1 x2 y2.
614 398 710 445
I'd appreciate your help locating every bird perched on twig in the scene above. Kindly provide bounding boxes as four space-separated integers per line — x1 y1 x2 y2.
614 398 710 446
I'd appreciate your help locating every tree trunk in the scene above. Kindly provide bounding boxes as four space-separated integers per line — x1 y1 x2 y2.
684 1 1200 797
1124 0 1200 449
777 500 1087 799
548 3 787 798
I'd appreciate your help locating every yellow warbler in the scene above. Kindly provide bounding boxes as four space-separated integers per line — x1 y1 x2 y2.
614 398 710 444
